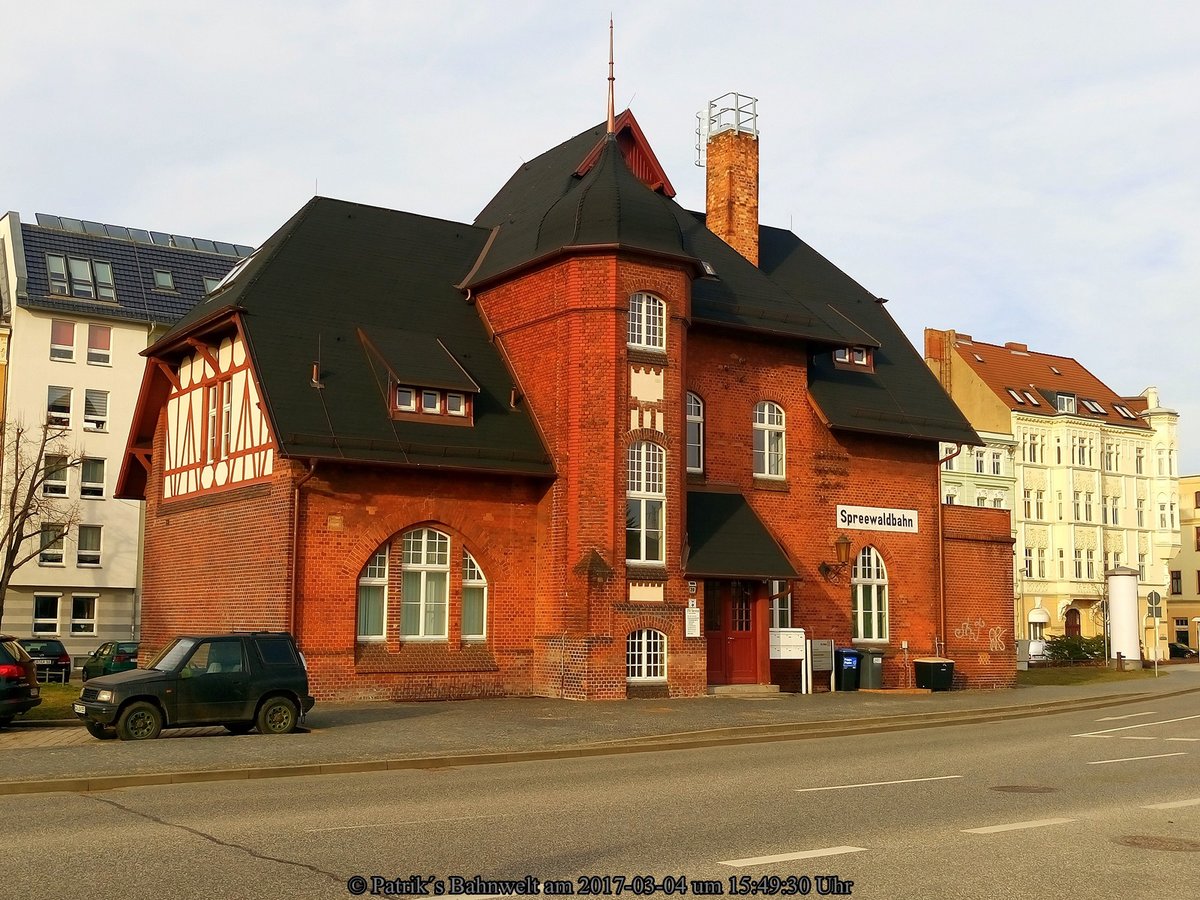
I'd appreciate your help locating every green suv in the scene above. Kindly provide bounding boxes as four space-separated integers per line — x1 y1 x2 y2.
73 632 314 741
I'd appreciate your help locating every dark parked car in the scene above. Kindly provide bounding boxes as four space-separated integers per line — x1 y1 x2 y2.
18 638 72 683
73 632 314 741
1 635 42 726
1168 642 1198 659
81 641 140 681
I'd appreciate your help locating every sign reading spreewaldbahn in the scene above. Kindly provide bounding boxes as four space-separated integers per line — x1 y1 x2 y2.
837 504 919 533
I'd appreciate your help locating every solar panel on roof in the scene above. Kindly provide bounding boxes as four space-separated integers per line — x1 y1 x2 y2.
192 238 216 253
35 213 63 229
83 221 107 236
150 232 171 246
171 235 196 250
128 228 152 244
213 241 236 256
61 217 84 233
234 245 254 257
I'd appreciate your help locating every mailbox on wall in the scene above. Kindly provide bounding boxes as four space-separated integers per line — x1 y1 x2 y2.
769 627 807 660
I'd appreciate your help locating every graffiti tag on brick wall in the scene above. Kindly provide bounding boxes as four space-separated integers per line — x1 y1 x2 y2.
954 618 1007 651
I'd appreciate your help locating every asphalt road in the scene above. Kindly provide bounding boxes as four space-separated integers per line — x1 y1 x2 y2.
4 693 1198 900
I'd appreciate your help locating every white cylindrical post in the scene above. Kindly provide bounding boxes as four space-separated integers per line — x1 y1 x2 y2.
1108 568 1140 663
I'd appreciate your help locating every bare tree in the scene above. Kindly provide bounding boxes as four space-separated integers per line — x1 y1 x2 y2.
0 421 83 628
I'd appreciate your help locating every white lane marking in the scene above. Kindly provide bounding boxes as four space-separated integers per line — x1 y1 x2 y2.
1096 711 1157 721
962 817 1075 835
1142 798 1200 810
1166 738 1200 742
307 814 499 833
1088 752 1188 765
1073 713 1200 737
1119 736 1159 741
720 847 868 867
794 775 963 793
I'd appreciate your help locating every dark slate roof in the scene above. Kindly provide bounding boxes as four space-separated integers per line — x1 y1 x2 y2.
153 197 553 476
18 223 240 326
685 489 797 579
758 226 980 445
472 118 869 348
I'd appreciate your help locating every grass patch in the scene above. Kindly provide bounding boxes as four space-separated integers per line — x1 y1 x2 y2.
1018 666 1163 687
22 682 81 720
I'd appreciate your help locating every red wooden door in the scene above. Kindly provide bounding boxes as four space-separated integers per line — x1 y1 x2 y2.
705 581 759 685
1065 608 1081 637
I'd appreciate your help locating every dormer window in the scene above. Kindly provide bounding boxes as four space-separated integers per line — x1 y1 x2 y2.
393 384 473 423
396 387 416 411
833 347 874 371
46 254 116 301
1056 393 1076 414
421 391 440 413
446 393 466 416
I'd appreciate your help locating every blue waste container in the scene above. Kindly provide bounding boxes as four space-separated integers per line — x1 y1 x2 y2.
834 648 862 691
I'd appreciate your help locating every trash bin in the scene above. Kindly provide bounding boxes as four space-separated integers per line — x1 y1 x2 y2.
859 648 885 688
913 657 954 691
834 648 862 691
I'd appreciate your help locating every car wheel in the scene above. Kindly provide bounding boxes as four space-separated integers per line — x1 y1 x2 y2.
225 722 253 735
256 696 299 735
85 722 116 740
116 701 162 741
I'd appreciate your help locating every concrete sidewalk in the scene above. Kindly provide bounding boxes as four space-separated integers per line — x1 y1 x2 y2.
2 668 1198 795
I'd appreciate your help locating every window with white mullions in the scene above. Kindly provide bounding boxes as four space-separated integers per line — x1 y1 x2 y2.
401 528 450 638
43 455 69 496
77 525 102 566
626 442 665 564
50 319 75 361
769 579 792 628
851 546 888 640
33 595 60 634
39 524 66 565
462 550 488 639
81 458 105 498
627 292 665 350
686 392 704 473
357 548 388 641
753 401 785 478
626 629 666 682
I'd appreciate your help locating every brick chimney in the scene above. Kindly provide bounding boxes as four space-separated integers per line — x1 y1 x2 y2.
703 93 759 266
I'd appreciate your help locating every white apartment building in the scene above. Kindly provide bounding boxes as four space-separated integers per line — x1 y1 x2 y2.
0 211 246 670
926 330 1180 656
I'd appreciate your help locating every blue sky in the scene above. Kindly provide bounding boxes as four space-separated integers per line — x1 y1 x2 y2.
3 1 1197 468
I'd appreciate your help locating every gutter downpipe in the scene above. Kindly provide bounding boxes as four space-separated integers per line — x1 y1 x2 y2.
289 459 319 637
936 443 966 657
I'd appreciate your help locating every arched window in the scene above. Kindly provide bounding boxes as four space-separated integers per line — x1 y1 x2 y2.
626 629 666 682
851 546 888 640
686 392 704 473
626 442 665 564
753 401 785 478
401 528 450 638
628 292 665 350
356 548 388 641
462 549 488 640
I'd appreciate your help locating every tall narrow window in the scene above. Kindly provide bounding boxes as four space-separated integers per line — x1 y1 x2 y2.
975 450 985 474
83 389 108 431
33 595 60 634
71 595 97 635
357 548 388 641
626 629 666 682
43 455 69 496
80 458 105 498
462 550 488 640
627 292 665 350
769 580 792 628
221 379 233 457
626 442 666 564
87 324 111 365
50 320 75 361
47 385 72 427
851 546 888 640
77 525 102 566
93 261 116 300
753 401 785 478
68 257 95 298
39 525 66 565
46 255 69 294
206 378 232 462
686 392 704 474
401 528 450 638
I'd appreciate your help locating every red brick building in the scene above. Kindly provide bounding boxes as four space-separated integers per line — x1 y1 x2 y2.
118 95 1015 700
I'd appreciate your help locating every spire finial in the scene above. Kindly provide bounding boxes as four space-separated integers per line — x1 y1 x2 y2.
606 17 616 135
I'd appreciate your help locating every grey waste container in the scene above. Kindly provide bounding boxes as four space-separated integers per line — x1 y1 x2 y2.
914 657 954 691
859 648 885 688
834 648 862 691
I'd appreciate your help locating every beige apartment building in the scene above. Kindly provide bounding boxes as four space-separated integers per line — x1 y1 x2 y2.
926 330 1180 658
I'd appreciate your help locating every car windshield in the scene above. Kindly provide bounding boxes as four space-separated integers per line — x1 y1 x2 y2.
148 638 197 672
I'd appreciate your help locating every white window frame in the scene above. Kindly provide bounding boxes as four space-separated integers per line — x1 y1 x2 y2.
626 629 666 682
77 524 102 567
43 454 69 497
80 457 105 499
401 528 451 639
446 393 466 417
769 580 792 629
83 389 109 431
851 546 888 641
752 401 785 479
462 550 488 640
70 594 98 636
396 386 417 412
87 323 112 365
46 254 69 295
626 442 666 565
421 390 441 414
39 524 66 565
1057 393 1076 414
33 594 61 635
627 292 666 351
357 547 388 641
50 319 75 361
686 392 704 474
47 385 72 427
